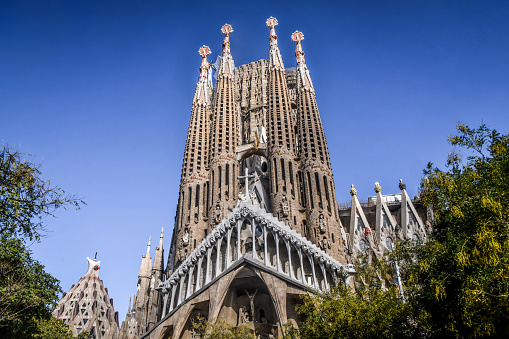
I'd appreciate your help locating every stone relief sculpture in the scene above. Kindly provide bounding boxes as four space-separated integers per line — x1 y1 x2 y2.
280 195 289 217
214 204 222 223
182 228 189 246
319 213 327 234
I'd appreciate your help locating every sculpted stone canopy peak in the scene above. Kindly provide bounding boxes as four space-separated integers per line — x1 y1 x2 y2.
161 201 351 289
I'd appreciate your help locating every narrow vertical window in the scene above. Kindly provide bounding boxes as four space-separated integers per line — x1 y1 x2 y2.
307 172 314 209
289 162 295 197
195 184 200 208
273 159 278 193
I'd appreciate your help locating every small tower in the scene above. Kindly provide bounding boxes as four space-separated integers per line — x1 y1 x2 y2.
148 227 165 328
134 237 152 335
52 257 119 338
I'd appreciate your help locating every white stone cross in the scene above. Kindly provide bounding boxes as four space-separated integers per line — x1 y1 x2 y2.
238 167 255 197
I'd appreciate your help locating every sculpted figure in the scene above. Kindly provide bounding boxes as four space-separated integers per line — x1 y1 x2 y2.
214 204 222 223
249 190 259 205
182 228 189 246
280 195 289 217
238 192 248 202
319 213 327 233
245 289 258 321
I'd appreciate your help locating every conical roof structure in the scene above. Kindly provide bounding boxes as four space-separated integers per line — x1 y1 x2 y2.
53 257 119 338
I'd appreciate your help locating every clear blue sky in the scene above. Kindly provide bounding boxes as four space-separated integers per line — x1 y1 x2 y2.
1 0 508 323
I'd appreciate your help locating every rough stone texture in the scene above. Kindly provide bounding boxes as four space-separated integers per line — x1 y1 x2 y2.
53 258 119 338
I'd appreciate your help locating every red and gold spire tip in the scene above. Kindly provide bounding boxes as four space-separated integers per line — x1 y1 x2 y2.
198 45 211 58
291 30 304 43
266 16 278 29
291 31 306 63
198 45 211 74
221 23 233 36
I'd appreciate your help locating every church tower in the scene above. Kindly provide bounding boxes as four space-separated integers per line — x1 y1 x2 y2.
135 17 433 339
173 45 213 267
265 17 303 234
292 31 346 263
208 24 238 228
53 257 119 338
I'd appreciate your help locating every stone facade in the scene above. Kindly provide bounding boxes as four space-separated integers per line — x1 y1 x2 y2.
119 229 165 338
53 257 119 338
127 17 431 339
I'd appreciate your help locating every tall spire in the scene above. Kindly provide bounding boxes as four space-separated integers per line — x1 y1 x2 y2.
266 17 284 70
218 24 235 77
146 236 151 256
291 31 314 91
138 236 152 278
193 45 212 105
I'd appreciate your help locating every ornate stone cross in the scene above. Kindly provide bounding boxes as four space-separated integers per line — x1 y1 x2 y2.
238 167 255 197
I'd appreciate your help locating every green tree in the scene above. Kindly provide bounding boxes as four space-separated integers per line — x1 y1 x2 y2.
291 257 413 339
191 318 256 339
401 123 509 338
0 235 62 337
0 145 83 242
34 316 90 339
0 145 84 337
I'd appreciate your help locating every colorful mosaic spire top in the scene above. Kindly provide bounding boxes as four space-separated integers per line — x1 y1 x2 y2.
291 31 306 65
266 17 279 45
198 45 211 78
221 24 233 56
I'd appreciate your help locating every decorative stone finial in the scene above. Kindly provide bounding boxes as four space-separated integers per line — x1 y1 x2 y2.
291 31 306 64
198 46 211 79
198 45 211 58
399 179 406 191
350 184 357 196
220 24 233 57
221 23 233 36
266 17 284 69
266 17 278 45
266 16 278 28
374 182 382 193
291 30 304 43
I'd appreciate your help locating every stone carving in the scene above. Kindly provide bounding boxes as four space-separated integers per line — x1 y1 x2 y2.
374 182 382 193
182 228 189 247
249 190 259 205
243 112 250 144
319 214 327 234
214 204 222 223
245 289 258 321
350 184 357 196
238 305 250 324
238 192 248 202
280 195 289 217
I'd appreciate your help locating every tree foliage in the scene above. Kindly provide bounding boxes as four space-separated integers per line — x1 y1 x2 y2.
0 144 85 337
289 124 508 338
0 235 62 337
33 316 89 339
400 123 509 338
289 257 413 339
0 145 84 242
191 318 256 339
